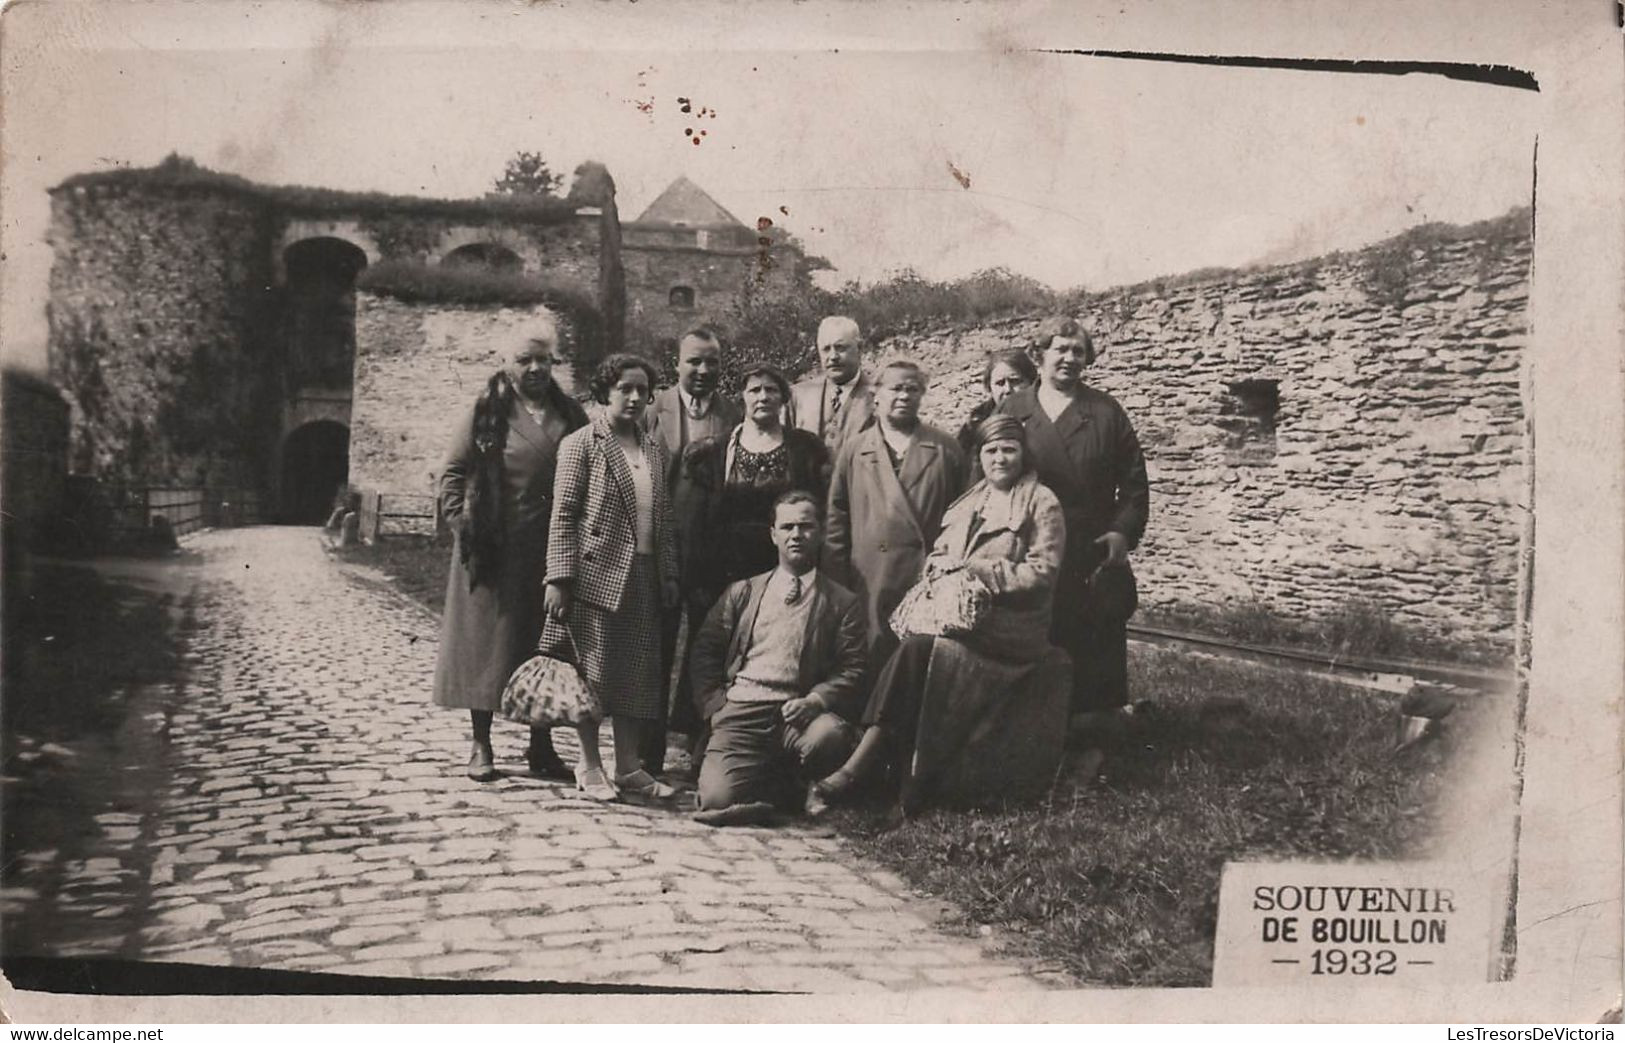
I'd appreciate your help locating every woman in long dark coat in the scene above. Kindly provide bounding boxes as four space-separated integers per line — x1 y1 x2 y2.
433 315 587 782
996 317 1149 731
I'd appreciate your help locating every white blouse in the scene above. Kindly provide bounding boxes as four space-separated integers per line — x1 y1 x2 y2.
623 441 656 554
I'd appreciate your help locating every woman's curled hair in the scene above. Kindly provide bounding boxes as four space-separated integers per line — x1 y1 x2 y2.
981 349 1038 392
738 361 791 401
588 352 660 404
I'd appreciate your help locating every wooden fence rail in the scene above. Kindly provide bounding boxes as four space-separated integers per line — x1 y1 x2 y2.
101 485 262 540
356 490 437 542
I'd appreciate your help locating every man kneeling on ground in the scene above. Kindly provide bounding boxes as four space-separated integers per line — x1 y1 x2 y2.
689 490 866 826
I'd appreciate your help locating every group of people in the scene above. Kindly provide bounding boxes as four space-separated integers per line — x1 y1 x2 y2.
431 310 1150 825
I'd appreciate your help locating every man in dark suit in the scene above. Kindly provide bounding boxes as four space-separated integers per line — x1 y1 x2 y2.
644 326 742 474
689 491 867 826
640 327 743 775
785 315 875 460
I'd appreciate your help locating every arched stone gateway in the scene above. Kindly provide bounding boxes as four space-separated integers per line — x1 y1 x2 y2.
283 237 369 390
441 242 523 272
280 420 350 525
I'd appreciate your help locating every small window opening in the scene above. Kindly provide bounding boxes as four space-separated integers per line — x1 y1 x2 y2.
1217 378 1280 463
669 286 696 309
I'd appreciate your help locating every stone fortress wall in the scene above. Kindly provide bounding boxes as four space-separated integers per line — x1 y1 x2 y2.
46 177 280 487
874 211 1531 659
348 297 584 498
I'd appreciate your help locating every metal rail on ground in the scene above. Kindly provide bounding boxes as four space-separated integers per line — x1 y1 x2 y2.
1126 621 1514 694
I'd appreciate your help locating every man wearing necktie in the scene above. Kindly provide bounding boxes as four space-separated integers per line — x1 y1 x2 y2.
642 327 743 775
786 315 875 461
688 491 867 826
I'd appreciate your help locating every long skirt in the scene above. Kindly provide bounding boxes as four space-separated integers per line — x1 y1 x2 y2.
864 633 1070 810
1051 566 1130 713
540 553 664 721
432 531 546 712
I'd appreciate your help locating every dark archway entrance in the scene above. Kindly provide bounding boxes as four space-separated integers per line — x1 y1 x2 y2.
283 237 368 390
442 242 523 272
281 421 349 525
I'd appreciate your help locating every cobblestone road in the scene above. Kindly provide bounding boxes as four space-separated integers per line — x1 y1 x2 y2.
2 528 1058 991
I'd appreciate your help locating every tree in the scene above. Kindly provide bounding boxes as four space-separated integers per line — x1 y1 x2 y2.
491 151 562 197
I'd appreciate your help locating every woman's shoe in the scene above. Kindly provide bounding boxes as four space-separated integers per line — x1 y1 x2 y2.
614 769 678 801
527 747 574 782
574 764 618 801
467 742 498 783
812 769 861 807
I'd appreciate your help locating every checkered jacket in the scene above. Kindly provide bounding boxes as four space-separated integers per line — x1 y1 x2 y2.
545 417 679 614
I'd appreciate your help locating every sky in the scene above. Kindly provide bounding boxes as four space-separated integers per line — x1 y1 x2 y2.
0 1 1542 372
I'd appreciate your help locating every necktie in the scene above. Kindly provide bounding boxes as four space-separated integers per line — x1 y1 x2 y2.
687 395 708 420
825 383 844 440
785 574 802 604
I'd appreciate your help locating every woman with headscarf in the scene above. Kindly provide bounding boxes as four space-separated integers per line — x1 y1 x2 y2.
996 317 1150 735
955 349 1038 456
433 314 588 782
810 413 1071 816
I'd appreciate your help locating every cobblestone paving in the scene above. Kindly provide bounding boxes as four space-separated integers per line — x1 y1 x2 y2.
2 528 1060 991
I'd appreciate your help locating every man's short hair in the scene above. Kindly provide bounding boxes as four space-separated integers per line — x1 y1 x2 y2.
771 489 824 523
678 326 724 352
817 315 861 345
879 359 928 386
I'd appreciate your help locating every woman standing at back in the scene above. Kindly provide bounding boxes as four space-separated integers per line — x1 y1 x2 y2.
541 353 682 802
996 317 1150 737
433 314 587 782
955 349 1037 456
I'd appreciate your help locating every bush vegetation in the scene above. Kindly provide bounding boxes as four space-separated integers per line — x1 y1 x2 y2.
357 259 598 312
55 153 582 226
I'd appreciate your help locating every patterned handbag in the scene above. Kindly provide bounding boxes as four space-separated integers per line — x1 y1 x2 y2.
889 567 992 640
500 628 602 727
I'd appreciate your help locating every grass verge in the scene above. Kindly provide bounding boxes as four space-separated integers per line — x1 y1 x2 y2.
827 646 1479 986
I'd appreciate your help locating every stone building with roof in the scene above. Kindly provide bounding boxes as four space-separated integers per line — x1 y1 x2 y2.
620 175 812 357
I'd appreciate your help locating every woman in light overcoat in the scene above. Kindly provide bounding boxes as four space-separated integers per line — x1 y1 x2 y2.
541 353 682 802
433 315 587 782
825 362 966 663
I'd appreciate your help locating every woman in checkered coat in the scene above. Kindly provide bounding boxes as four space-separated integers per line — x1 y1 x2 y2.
541 354 682 802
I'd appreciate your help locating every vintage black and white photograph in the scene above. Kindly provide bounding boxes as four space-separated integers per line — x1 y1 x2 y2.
0 0 1618 1021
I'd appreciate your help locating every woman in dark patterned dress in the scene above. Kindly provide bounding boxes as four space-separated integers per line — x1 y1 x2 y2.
678 362 830 613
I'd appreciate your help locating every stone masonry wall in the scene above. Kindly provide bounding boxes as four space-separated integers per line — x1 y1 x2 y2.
873 214 1531 658
1 369 70 546
46 182 278 487
622 245 799 355
349 294 587 497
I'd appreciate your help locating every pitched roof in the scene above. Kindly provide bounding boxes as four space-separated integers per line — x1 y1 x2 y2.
632 176 745 228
